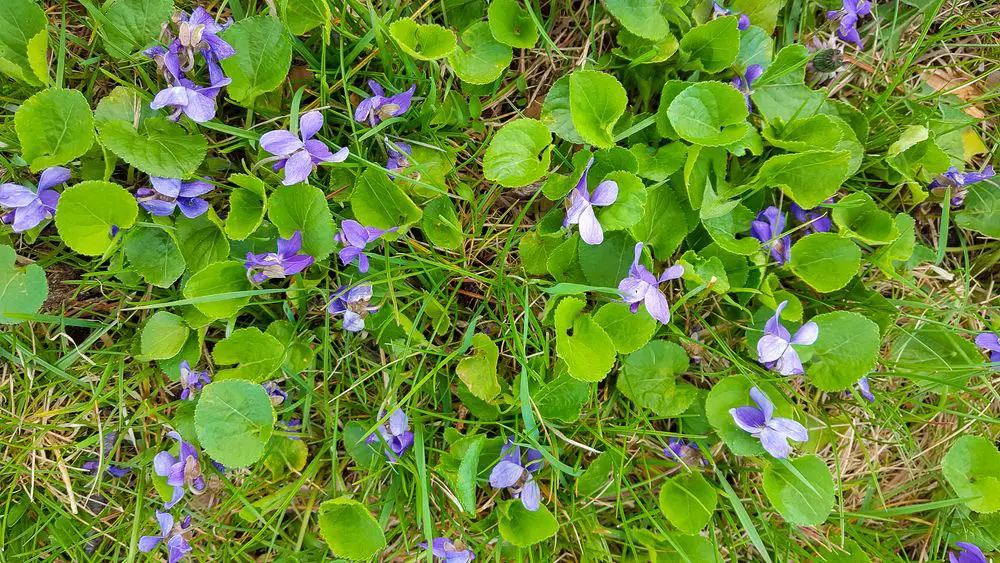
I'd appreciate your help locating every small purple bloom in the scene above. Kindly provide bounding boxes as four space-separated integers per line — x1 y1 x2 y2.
950 542 988 563
729 387 808 458
790 199 834 234
150 71 231 123
489 437 544 511
750 206 791 265
82 460 131 478
856 375 874 402
354 80 416 126
244 230 315 283
563 158 618 245
260 111 349 186
334 219 398 273
139 511 193 563
0 167 69 232
263 381 288 405
618 242 683 325
929 166 995 206
419 537 476 563
664 437 708 466
179 361 211 400
327 285 378 332
712 2 750 30
153 431 205 509
136 177 213 219
365 409 414 462
757 300 818 376
730 63 762 113
976 332 1000 366
386 141 412 178
176 7 235 71
826 0 872 49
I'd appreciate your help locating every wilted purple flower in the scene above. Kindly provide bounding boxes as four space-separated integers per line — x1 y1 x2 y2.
153 431 205 509
0 167 68 232
729 387 808 458
790 199 833 234
976 332 1000 366
151 72 231 123
175 7 235 71
857 375 874 402
327 285 378 332
757 300 818 376
354 81 416 126
929 166 995 206
334 219 398 273
619 242 684 325
712 2 750 30
139 511 192 563
663 438 707 466
260 111 349 186
750 206 791 265
82 460 131 477
489 437 544 511
386 141 412 178
244 231 314 283
365 409 414 462
136 177 213 219
731 64 763 113
419 537 476 563
179 361 211 400
950 542 988 563
563 158 618 245
263 381 288 405
826 0 871 49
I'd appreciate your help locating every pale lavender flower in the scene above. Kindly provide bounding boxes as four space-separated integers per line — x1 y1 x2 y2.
0 167 68 232
729 387 808 458
928 166 995 206
826 0 872 49
712 2 750 30
260 111 349 186
175 7 235 72
731 64 762 112
857 376 874 402
179 361 211 400
327 285 378 332
618 242 683 325
419 537 476 563
334 219 397 273
136 177 213 219
563 158 618 245
750 206 791 265
790 199 834 234
150 73 231 123
354 81 416 126
757 300 818 376
489 437 544 511
976 332 1000 366
244 230 314 283
365 409 414 462
950 542 988 563
386 141 412 178
139 511 192 563
153 431 205 509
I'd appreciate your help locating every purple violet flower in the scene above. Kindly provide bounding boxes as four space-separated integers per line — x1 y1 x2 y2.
179 361 211 400
790 199 834 234
0 167 69 232
419 537 476 563
928 166 995 206
365 409 414 462
857 375 874 402
563 158 618 245
976 332 1000 366
354 80 416 126
153 431 205 509
244 230 315 283
750 206 792 265
264 381 288 405
386 141 412 178
175 7 235 72
757 300 819 376
489 437 544 511
136 177 213 219
618 242 684 325
712 2 751 30
82 460 132 478
729 387 808 458
334 219 398 273
826 0 872 49
327 285 378 332
139 511 193 563
950 542 988 563
260 111 349 186
731 64 762 112
150 72 231 123
664 438 707 465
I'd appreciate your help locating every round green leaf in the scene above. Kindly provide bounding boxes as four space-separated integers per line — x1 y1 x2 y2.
753 151 851 209
422 196 463 250
139 311 190 361
388 18 457 61
448 21 512 84
593 302 658 354
629 184 696 259
569 70 628 148
761 115 844 152
666 82 749 146
832 192 901 245
679 16 740 73
456 333 501 402
808 311 880 391
194 379 275 468
613 28 678 64
618 340 697 416
762 455 835 526
225 174 268 240
483 118 553 187
540 75 584 144
264 435 308 476
96 97 208 178
317 497 387 560
534 373 590 423
0 0 48 85
182 260 252 319
124 226 186 288
736 25 773 70
497 500 559 547
554 297 616 382
941 436 1000 514
596 171 647 231
578 230 637 288
176 212 231 275
278 0 331 35
267 183 336 261
705 376 795 456
15 88 94 172
658 471 718 534
0 245 47 325
218 16 293 104
350 169 422 232
487 0 538 48
100 0 173 59
604 0 670 40
54 181 137 256
212 327 285 383
956 178 1000 238
789 233 861 293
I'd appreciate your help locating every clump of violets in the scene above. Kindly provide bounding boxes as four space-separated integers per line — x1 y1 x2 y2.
354 80 416 126
179 361 211 400
750 206 791 265
856 376 875 402
563 158 618 245
790 199 834 234
949 542 988 563
731 64 762 113
136 177 213 218
729 387 808 458
826 0 872 49
365 409 414 462
153 431 205 509
260 111 349 186
139 511 193 563
489 437 544 511
334 219 397 273
757 300 819 376
619 242 684 325
663 438 707 466
244 231 314 283
976 332 999 366
386 141 413 178
928 166 995 206
0 167 69 232
712 2 751 30
327 285 378 332
419 537 475 563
